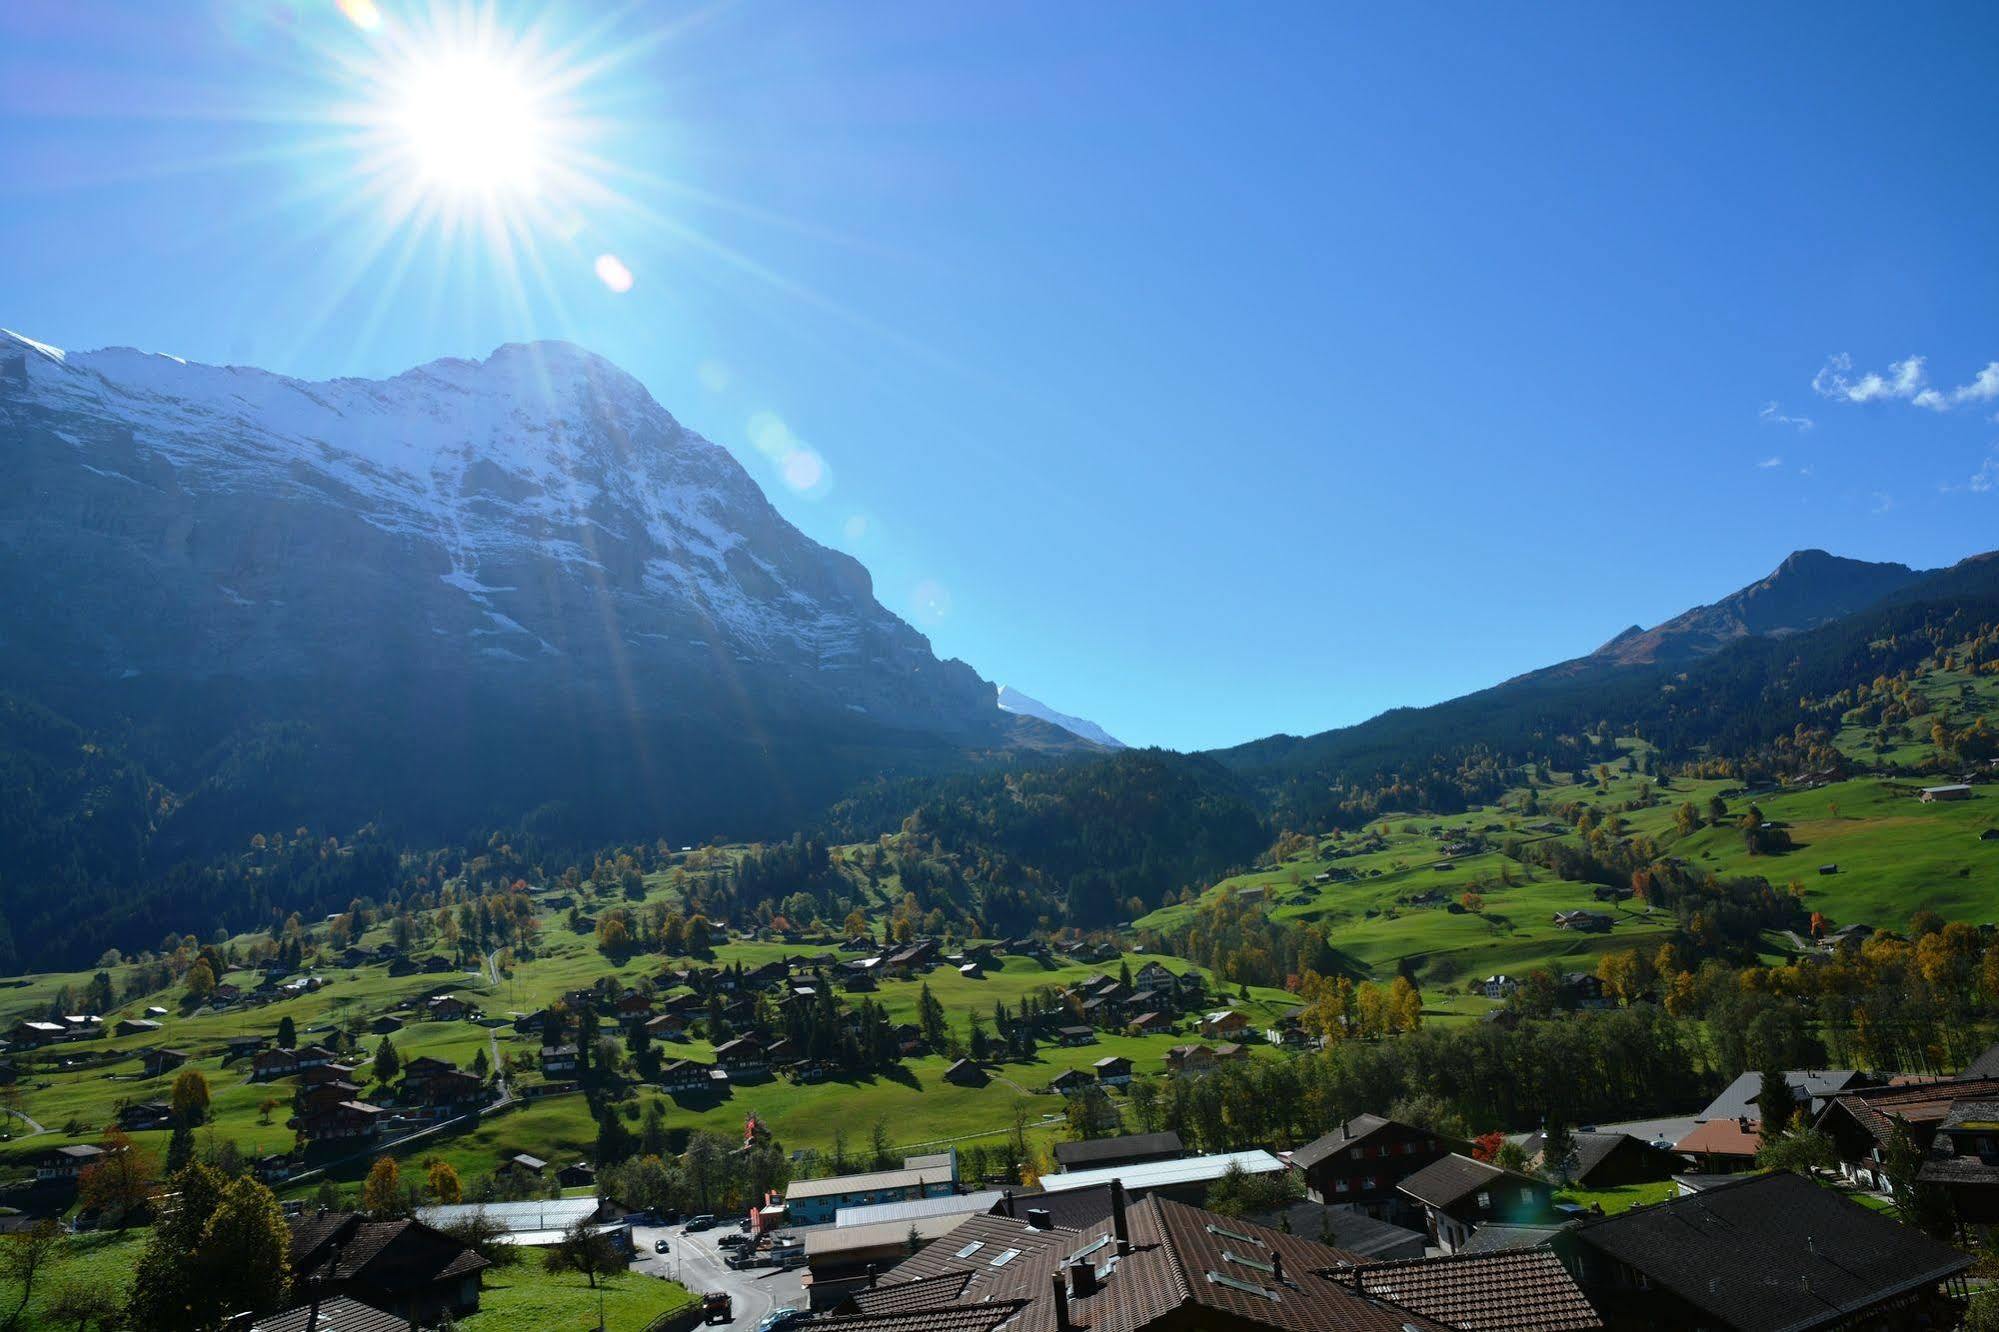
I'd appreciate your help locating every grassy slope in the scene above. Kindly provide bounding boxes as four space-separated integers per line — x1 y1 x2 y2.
0 1230 694 1332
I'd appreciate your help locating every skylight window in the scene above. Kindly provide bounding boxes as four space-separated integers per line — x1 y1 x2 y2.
989 1248 1022 1267
1067 1236 1112 1265
1222 1249 1274 1275
1205 1223 1265 1246
1207 1272 1279 1301
954 1241 984 1259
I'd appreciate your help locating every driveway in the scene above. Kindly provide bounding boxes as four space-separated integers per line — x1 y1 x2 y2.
630 1221 807 1329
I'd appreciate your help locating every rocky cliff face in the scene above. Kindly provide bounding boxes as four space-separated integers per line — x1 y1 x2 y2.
1581 549 1931 669
0 330 1038 845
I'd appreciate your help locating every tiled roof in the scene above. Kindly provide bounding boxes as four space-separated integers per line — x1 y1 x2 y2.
1338 1249 1602 1331
873 1191 1597 1332
1573 1171 1970 1332
252 1295 411 1332
1819 1076 1999 1149
811 1303 1027 1331
1673 1118 1762 1158
844 1270 975 1314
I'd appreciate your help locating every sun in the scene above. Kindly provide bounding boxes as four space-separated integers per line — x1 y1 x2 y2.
390 49 547 198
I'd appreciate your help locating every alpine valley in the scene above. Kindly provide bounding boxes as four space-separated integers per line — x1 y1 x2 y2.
1 330 1997 979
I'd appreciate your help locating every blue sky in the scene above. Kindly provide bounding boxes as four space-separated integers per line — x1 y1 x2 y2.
4 2 1997 750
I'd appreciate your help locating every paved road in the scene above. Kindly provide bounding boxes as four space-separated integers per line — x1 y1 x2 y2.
1506 1114 1699 1148
630 1222 807 1329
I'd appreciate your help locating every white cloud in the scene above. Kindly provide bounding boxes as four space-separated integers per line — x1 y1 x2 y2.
1970 452 1999 494
1758 402 1814 431
1758 456 1784 469
1813 353 1999 412
1870 491 1895 514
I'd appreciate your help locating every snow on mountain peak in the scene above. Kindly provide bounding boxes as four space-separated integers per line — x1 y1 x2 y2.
996 684 1123 749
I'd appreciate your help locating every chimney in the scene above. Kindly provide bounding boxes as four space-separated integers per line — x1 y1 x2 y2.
1001 1189 1015 1219
1027 1208 1053 1230
1270 1250 1285 1285
1051 1273 1072 1331
1069 1258 1099 1299
866 1263 878 1288
1110 1178 1130 1255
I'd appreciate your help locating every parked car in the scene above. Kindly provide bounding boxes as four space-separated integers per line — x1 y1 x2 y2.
654 1238 671 1254
756 1310 811 1332
685 1214 718 1232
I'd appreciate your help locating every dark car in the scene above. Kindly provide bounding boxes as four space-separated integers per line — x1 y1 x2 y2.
653 1238 671 1254
684 1214 718 1232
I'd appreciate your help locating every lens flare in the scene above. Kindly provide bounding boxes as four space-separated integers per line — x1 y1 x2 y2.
594 253 635 293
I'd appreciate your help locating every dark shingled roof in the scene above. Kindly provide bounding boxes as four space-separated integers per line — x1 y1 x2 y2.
1050 1131 1184 1170
1290 1113 1396 1169
1246 1202 1427 1260
1337 1249 1602 1331
1398 1153 1537 1209
1962 1041 1999 1080
289 1211 488 1295
811 1303 1028 1332
1455 1220 1580 1255
1573 1170 1971 1332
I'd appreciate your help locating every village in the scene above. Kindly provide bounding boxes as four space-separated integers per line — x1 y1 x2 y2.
2 894 1997 1332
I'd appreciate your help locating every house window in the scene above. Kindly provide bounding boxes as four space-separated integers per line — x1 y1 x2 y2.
1476 1191 1491 1209
1362 1177 1376 1191
1350 1148 1363 1160
1519 1187 1535 1205
1334 1179 1350 1193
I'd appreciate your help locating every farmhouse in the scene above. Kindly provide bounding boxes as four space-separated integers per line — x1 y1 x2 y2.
1922 783 1974 802
290 1210 489 1324
1290 1113 1462 1218
1092 1055 1133 1086
1527 1131 1679 1188
1397 1153 1554 1253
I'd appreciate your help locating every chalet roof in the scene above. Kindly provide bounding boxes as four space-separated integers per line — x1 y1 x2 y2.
1961 1041 1999 1079
1573 1170 1970 1332
1698 1070 1867 1122
1673 1118 1761 1158
289 1212 488 1293
1817 1076 1999 1150
1050 1131 1183 1170
1291 1113 1404 1169
251 1295 411 1332
1397 1154 1537 1209
1335 1249 1601 1331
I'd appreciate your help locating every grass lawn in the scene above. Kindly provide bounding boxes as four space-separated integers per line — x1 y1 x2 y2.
1553 1178 1678 1214
462 1259 696 1332
0 1228 144 1327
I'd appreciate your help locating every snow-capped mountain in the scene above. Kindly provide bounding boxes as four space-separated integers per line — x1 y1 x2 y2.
0 329 1057 843
996 685 1123 749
